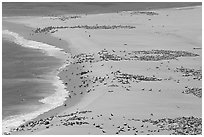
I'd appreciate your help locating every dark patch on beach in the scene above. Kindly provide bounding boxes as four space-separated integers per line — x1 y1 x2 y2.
174 66 202 80
182 87 202 98
6 46 201 135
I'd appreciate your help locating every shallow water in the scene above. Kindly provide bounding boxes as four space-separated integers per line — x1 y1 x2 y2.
2 30 70 133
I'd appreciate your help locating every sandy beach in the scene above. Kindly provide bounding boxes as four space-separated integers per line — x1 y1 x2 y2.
2 4 202 135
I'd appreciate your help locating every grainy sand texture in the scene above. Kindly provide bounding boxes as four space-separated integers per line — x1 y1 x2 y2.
2 3 202 135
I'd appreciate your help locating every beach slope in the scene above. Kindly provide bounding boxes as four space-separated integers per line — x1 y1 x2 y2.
4 5 202 135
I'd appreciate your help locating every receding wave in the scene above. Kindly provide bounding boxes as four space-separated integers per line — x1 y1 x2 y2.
2 30 70 134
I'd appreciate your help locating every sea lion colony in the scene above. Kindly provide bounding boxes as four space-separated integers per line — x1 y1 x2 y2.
9 112 201 135
174 67 202 80
50 15 82 21
32 25 136 34
182 87 202 98
7 48 201 135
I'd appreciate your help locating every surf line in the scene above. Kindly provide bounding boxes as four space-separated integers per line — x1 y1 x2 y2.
2 30 71 134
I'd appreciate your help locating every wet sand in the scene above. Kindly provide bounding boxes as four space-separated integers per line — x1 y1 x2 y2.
2 22 75 133
2 21 90 120
2 5 202 135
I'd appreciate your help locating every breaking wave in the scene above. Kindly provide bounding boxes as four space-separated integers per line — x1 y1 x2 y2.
2 30 70 134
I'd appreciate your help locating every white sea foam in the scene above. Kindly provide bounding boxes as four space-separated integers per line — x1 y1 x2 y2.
2 30 71 134
3 30 67 60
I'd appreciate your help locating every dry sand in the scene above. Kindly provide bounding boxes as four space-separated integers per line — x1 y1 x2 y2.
3 6 202 135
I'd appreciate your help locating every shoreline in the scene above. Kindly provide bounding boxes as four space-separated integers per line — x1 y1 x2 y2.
9 62 91 135
2 5 202 135
2 24 86 134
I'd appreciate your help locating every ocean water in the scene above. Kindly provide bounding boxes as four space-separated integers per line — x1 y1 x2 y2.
2 30 70 133
2 2 202 134
2 2 201 16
